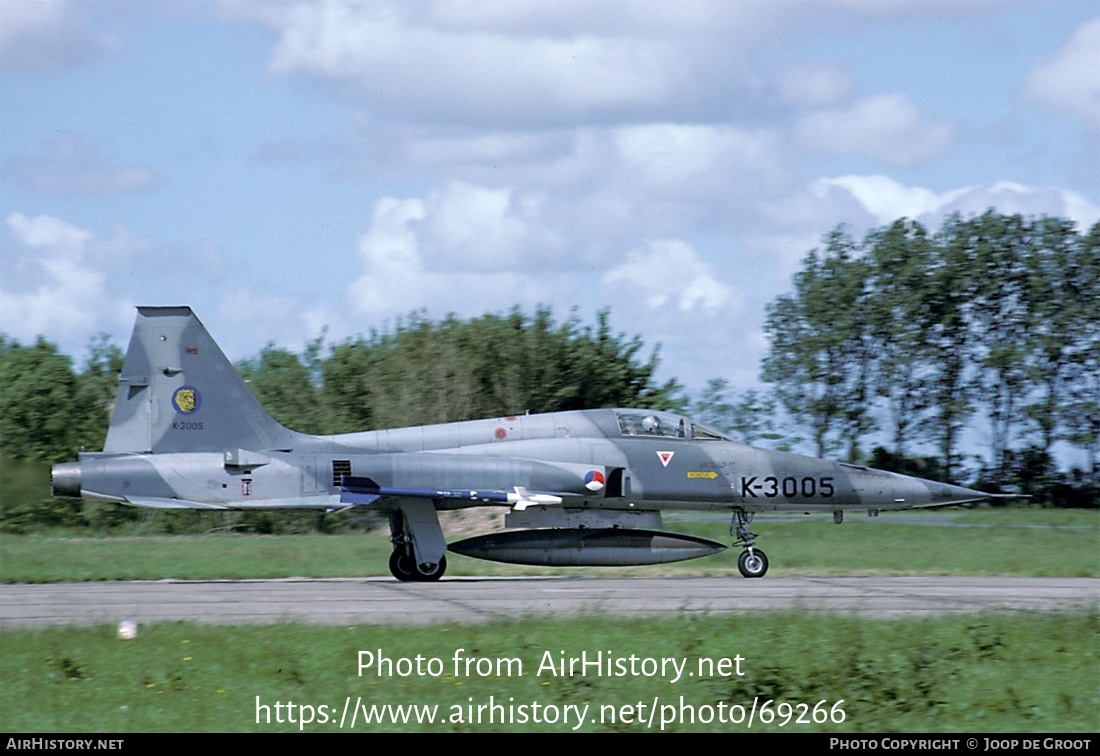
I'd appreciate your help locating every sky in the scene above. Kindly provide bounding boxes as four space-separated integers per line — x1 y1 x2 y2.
2 1 1098 416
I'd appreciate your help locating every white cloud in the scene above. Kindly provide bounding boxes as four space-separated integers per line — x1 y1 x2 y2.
1025 17 1100 131
936 182 1100 228
813 175 963 225
798 93 956 166
591 124 796 241
613 124 790 199
593 238 750 391
0 0 119 73
777 62 856 107
750 176 1100 292
0 214 132 349
3 133 160 196
601 239 735 313
342 122 792 233
342 190 746 382
237 0 684 125
309 113 801 257
346 192 562 320
0 212 237 358
229 0 1007 130
416 182 565 271
355 195 426 278
809 175 1100 229
6 212 92 255
396 130 570 174
211 288 311 357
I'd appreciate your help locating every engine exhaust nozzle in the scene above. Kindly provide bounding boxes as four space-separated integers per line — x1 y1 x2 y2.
51 461 82 498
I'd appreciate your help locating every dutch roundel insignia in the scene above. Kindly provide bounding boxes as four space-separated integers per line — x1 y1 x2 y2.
584 469 606 491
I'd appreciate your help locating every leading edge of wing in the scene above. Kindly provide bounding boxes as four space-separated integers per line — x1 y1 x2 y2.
124 496 230 510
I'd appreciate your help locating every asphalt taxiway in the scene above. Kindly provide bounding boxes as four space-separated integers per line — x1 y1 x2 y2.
2 576 1097 628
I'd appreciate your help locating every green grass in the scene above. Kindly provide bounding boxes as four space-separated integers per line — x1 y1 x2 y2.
2 612 1096 732
2 509 1097 582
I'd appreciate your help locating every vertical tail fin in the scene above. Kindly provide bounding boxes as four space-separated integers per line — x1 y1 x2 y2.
104 307 299 453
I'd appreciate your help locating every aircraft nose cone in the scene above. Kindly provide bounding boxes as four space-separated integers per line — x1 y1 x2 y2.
51 461 82 498
925 481 991 506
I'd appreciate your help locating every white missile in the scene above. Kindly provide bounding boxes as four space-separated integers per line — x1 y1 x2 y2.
508 487 564 510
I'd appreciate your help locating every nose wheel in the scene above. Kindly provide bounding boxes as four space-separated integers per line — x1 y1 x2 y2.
732 510 769 578
737 548 768 578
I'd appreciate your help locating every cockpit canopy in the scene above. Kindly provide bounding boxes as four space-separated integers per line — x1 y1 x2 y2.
613 410 729 441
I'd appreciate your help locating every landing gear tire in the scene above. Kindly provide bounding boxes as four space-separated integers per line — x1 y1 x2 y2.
389 550 417 581
412 555 446 582
389 551 447 581
738 549 768 578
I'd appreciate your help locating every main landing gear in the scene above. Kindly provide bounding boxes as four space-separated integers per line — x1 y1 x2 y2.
387 501 448 582
731 510 768 578
388 549 447 582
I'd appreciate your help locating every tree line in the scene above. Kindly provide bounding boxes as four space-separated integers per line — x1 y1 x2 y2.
758 211 1097 500
235 307 681 436
0 333 123 462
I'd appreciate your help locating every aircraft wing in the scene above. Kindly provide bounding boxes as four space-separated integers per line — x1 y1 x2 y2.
124 497 230 510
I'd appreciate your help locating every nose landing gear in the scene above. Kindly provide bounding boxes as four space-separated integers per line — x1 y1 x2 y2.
737 548 768 578
732 510 768 578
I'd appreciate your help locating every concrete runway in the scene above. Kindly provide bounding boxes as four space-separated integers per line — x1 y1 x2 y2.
2 576 1097 628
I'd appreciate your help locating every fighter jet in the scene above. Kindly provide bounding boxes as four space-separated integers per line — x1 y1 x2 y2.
51 307 1000 581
